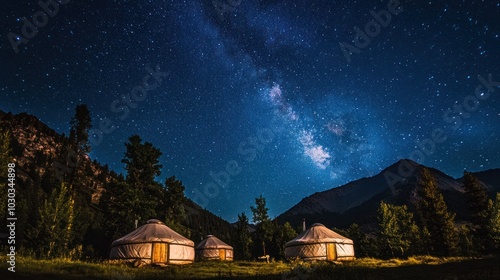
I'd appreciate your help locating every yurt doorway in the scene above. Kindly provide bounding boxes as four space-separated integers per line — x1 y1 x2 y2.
327 243 336 261
219 249 226 260
152 243 168 263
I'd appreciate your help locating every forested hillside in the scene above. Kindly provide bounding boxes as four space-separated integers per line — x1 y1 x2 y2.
0 109 233 259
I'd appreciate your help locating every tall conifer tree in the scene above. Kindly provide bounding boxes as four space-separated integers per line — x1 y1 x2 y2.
417 168 458 256
234 212 253 260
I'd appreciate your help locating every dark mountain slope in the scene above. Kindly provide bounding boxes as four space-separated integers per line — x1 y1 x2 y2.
0 110 234 254
277 159 500 230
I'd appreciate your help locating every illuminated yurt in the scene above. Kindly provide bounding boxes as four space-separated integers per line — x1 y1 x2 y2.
284 223 355 261
110 219 194 264
195 235 234 261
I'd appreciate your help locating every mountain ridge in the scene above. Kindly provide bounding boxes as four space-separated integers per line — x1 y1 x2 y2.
276 159 500 229
2 109 499 238
0 110 234 255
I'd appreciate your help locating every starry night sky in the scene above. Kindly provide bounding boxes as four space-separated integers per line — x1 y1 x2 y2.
1 0 499 221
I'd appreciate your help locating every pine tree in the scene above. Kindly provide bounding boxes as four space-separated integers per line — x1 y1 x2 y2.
121 135 163 223
416 168 459 256
70 104 92 154
488 193 500 253
234 212 253 260
251 194 270 222
0 129 10 172
378 202 420 258
271 222 297 259
251 195 274 256
462 171 490 254
414 226 432 255
164 176 187 235
346 223 378 258
101 181 143 239
65 106 95 256
457 224 477 256
463 171 489 226
0 129 12 222
122 135 162 186
27 183 75 258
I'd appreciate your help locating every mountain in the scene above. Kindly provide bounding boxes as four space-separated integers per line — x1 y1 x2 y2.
3 109 498 255
276 159 500 230
0 110 113 203
0 110 233 254
231 221 257 233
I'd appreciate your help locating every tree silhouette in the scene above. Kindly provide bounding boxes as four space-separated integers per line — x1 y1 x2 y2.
27 183 75 258
0 129 12 222
271 221 297 259
463 171 489 226
416 168 458 256
251 194 274 256
346 223 378 258
164 176 187 235
70 104 92 154
378 202 420 258
121 135 162 187
488 193 500 253
234 212 253 260
463 171 490 253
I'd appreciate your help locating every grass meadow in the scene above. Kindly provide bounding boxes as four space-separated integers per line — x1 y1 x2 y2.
1 256 500 280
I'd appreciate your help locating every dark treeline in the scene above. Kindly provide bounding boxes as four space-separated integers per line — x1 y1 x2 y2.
0 107 233 259
233 168 500 260
0 107 499 261
333 169 500 259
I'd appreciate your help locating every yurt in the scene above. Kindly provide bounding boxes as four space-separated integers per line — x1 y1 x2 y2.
284 223 355 261
109 219 195 264
195 235 233 261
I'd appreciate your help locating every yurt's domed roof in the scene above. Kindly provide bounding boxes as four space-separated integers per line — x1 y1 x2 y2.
111 220 194 247
195 235 232 250
285 223 352 247
311 223 324 227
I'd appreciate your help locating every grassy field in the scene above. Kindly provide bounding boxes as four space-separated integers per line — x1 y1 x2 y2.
1 256 500 280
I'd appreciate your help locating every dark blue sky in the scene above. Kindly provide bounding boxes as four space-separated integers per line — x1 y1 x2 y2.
1 0 499 222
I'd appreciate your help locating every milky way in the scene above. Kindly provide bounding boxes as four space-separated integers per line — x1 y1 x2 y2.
1 0 499 221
